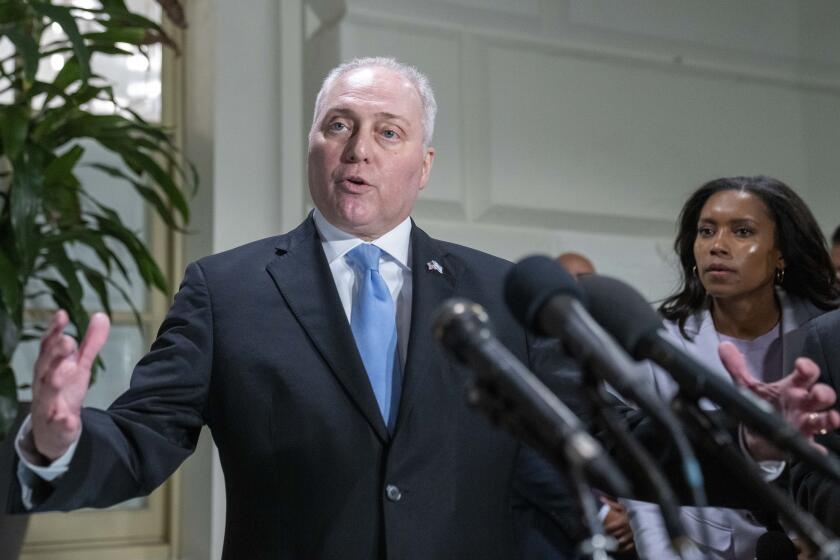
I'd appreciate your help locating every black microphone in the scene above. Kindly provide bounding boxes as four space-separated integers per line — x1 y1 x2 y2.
503 257 698 444
754 531 798 560
504 256 704 557
432 298 631 498
578 273 840 484
503 257 702 483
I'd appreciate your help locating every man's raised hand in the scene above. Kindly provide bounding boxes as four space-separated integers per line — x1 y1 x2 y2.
30 310 110 462
720 340 840 461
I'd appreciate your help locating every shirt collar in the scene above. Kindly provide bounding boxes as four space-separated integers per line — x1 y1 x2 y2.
312 208 412 269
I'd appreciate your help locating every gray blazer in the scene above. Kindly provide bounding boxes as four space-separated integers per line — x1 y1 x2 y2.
623 290 824 560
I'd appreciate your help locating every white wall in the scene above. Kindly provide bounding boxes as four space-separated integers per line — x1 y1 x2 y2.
178 1 840 557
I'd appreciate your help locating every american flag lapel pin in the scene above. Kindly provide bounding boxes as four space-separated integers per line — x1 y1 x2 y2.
426 260 444 274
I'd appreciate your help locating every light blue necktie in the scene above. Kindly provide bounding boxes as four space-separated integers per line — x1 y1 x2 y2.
346 244 400 426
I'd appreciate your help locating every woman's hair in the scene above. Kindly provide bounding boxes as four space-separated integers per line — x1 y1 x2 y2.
660 176 840 336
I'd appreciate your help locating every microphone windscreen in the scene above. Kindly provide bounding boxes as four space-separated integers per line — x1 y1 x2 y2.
754 531 797 560
577 275 662 359
432 298 490 362
504 256 583 333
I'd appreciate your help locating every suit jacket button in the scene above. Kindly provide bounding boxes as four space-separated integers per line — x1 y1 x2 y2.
385 484 402 502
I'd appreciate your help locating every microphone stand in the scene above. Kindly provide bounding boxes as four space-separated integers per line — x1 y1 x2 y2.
670 395 840 560
463 376 612 560
578 368 700 560
542 298 705 556
567 456 614 560
541 299 710 513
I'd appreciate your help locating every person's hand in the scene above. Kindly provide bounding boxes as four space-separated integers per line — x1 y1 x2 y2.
30 310 110 462
719 341 840 461
793 536 817 560
601 496 635 554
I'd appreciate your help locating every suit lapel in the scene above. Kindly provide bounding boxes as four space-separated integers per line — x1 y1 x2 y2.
265 217 390 442
394 224 457 430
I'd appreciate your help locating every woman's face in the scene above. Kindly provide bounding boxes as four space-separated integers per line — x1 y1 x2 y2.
693 190 783 302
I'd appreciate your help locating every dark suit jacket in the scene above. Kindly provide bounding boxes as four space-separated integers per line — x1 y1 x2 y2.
788 308 840 533
10 216 546 560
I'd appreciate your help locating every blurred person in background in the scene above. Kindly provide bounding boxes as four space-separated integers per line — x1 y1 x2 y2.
557 252 597 280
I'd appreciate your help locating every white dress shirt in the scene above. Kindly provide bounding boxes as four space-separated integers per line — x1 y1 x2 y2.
312 208 412 365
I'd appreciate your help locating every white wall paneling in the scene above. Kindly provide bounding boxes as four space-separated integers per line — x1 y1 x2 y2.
478 35 839 222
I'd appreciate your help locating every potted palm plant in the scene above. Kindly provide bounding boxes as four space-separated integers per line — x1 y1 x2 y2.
0 0 192 442
1 1 191 555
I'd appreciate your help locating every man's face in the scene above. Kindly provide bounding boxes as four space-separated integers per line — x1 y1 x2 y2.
308 66 435 240
831 243 840 281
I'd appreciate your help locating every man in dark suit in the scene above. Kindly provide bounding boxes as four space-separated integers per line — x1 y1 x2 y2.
11 57 559 559
785 308 840 534
719 308 840 557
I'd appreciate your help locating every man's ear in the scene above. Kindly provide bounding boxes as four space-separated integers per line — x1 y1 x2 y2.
418 147 435 190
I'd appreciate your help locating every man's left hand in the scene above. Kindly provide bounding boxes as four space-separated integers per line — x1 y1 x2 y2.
719 341 840 461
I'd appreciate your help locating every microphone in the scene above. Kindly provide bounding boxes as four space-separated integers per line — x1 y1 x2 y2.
504 256 704 557
504 256 665 405
578 273 840 484
432 298 631 498
503 256 698 445
503 257 702 483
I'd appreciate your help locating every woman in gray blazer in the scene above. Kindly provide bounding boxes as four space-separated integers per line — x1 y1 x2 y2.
624 176 840 560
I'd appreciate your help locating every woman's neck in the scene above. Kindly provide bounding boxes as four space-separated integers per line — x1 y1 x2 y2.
711 288 780 340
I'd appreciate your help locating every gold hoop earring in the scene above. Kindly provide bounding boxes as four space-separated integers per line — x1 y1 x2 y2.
775 267 785 285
